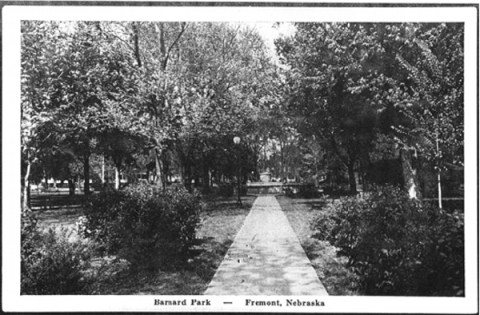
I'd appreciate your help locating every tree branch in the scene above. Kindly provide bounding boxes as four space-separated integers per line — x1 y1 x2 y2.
162 22 187 71
132 22 142 67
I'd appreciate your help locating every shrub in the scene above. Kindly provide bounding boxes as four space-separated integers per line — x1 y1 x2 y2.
21 207 40 261
311 185 464 295
310 200 339 241
298 184 319 198
82 183 201 270
284 184 322 199
283 186 294 197
418 207 464 296
21 209 92 294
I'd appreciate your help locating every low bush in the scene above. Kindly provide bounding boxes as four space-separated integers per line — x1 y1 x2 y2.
311 185 464 296
21 208 92 294
284 185 320 198
419 207 464 296
82 183 201 270
310 200 338 241
297 184 319 198
283 186 294 197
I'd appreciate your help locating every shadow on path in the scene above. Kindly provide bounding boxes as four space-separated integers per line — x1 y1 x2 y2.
204 196 328 295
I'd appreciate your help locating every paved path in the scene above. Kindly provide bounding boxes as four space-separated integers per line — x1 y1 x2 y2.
204 196 328 295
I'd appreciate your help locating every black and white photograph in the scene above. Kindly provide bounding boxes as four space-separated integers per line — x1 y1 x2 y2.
2 1 478 313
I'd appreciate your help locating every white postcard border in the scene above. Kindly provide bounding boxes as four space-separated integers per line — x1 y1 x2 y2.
2 3 478 313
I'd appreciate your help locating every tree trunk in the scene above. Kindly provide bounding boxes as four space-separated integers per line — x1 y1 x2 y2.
101 154 105 185
193 159 199 187
400 149 421 200
23 160 31 209
43 172 48 191
180 164 186 186
280 140 285 180
68 178 75 196
437 171 443 209
154 149 164 189
83 153 91 195
177 148 192 191
202 159 210 193
183 163 192 192
347 161 357 194
435 129 442 209
132 22 142 67
161 153 169 188
253 152 259 181
115 166 120 190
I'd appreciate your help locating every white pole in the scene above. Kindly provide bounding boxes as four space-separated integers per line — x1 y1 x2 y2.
115 167 120 190
436 128 442 209
101 155 105 184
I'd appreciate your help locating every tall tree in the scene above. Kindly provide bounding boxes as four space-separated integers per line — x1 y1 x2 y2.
392 23 464 206
163 23 278 189
276 23 382 193
22 21 139 196
130 22 188 189
275 22 464 198
21 21 66 206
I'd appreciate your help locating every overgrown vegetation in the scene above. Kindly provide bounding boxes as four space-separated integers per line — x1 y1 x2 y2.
311 185 464 296
23 191 254 295
21 208 92 294
81 183 201 270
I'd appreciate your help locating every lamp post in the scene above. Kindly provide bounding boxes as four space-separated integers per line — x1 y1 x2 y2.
233 136 242 206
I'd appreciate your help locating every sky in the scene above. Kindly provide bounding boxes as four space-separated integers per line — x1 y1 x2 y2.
240 22 296 62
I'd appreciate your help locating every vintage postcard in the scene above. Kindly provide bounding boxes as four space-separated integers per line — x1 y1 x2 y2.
2 1 478 313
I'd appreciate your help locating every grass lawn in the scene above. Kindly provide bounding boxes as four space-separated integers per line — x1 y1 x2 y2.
34 195 256 295
277 195 360 295
37 208 84 231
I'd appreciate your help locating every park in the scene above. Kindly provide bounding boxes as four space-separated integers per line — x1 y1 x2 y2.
21 21 464 297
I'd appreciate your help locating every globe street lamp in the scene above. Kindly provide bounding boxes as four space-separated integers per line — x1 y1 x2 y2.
233 136 242 206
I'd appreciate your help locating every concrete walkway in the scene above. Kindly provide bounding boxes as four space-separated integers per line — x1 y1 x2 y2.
204 196 328 295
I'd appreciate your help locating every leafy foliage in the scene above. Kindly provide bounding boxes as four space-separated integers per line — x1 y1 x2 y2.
82 183 201 270
276 23 384 192
21 21 141 196
21 208 92 294
311 185 464 295
392 24 464 204
275 23 464 197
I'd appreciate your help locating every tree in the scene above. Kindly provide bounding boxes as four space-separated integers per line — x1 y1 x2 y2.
21 21 140 197
28 120 81 195
21 21 65 207
275 22 464 199
392 23 464 206
276 23 382 193
122 22 188 189
97 129 145 190
160 23 278 190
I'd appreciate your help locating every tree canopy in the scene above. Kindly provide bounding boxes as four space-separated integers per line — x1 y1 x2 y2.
21 21 464 205
275 22 463 199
